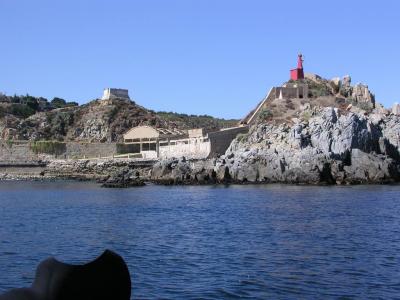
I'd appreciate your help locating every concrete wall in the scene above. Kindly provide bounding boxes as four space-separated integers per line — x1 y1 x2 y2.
159 138 211 159
208 126 249 157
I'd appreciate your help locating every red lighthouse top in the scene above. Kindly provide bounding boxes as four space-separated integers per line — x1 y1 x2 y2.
290 53 304 81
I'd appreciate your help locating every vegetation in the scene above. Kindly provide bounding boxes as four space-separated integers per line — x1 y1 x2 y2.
236 132 249 142
330 81 340 94
6 139 14 148
30 141 66 155
108 106 120 122
11 104 36 118
257 108 274 122
0 93 78 120
300 110 312 122
345 98 373 113
0 106 5 118
157 111 238 131
50 97 78 108
307 80 332 98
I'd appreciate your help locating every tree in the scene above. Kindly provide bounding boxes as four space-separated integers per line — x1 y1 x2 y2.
51 97 67 108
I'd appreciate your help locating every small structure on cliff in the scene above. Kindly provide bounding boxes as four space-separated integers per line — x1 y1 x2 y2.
123 125 248 159
290 54 305 81
101 88 130 101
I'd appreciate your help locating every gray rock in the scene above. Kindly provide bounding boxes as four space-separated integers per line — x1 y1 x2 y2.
392 103 400 115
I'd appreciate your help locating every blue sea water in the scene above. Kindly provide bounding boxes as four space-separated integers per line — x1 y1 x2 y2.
0 181 400 299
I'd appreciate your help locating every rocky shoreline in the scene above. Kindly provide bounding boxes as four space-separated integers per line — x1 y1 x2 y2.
1 107 400 187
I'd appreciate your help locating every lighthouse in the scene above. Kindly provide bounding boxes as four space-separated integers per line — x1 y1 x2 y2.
290 54 304 81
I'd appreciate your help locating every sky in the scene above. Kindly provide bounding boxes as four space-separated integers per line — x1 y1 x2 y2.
1 0 399 119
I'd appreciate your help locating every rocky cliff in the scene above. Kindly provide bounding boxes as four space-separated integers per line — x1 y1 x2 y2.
150 107 400 185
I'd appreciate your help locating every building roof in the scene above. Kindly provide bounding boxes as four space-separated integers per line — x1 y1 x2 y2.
123 125 186 140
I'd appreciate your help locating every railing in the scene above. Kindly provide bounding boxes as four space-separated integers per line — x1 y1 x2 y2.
74 152 144 161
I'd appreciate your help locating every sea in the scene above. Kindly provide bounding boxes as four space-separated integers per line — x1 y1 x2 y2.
0 181 399 299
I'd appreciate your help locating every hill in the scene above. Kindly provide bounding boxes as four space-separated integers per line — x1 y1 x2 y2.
251 74 384 125
0 95 238 142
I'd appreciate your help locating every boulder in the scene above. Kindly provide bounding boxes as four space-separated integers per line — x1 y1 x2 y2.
351 83 375 108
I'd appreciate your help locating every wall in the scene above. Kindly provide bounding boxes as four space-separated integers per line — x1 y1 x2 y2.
159 138 211 159
0 141 38 163
64 142 117 158
0 140 118 163
208 126 249 157
102 88 130 100
0 126 247 163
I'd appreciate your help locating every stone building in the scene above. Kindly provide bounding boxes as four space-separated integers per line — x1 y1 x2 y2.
101 88 130 101
123 125 248 159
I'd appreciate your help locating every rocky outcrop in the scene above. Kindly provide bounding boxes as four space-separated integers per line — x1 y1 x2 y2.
351 83 375 108
215 107 400 184
99 167 146 188
151 157 217 184
45 158 153 182
149 108 400 185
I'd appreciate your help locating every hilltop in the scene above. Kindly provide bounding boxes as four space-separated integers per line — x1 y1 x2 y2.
245 73 385 126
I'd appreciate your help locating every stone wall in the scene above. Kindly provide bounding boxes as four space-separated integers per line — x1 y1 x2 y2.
208 126 249 157
0 140 118 163
64 142 117 158
0 141 38 163
101 88 130 100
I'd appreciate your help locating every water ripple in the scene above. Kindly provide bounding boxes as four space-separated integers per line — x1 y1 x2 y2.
0 182 400 299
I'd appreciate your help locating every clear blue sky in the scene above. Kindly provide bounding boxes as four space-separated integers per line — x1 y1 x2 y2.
1 0 399 119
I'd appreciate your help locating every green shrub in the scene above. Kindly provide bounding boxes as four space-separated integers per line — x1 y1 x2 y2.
6 139 13 148
108 106 120 122
301 111 312 122
30 141 66 155
236 133 249 142
11 104 36 118
258 108 273 122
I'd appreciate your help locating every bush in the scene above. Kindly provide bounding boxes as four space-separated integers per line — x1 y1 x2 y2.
30 141 66 155
258 108 274 122
51 97 67 108
236 133 249 142
0 106 5 118
301 111 312 122
11 104 36 118
108 106 120 122
51 98 78 109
